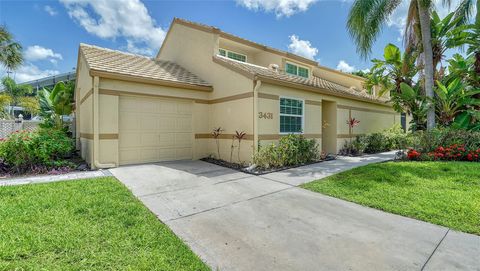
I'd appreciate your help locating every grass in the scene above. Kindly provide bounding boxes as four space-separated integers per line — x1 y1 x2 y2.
302 161 480 235
0 177 209 270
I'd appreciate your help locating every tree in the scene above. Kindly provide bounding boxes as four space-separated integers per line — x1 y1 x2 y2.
0 26 23 72
1 77 33 104
0 94 12 119
18 96 40 117
39 81 74 130
346 0 468 130
364 44 418 98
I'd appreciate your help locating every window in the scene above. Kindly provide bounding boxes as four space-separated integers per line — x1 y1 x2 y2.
218 48 247 62
280 97 304 133
285 62 309 78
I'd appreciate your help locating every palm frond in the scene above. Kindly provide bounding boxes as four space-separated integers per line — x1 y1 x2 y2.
453 0 476 25
347 0 402 58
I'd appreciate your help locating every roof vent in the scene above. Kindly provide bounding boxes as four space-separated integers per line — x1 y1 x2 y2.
268 64 279 72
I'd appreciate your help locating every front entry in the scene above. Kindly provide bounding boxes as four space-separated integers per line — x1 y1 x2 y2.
322 100 337 154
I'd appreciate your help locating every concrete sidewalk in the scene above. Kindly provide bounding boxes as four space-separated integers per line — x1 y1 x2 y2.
110 154 479 271
262 151 396 185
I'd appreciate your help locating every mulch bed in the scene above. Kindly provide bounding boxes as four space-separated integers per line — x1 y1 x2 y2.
0 151 90 179
201 155 336 175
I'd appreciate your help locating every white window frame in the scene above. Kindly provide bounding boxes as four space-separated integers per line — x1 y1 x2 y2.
285 61 310 78
218 48 247 62
279 96 305 135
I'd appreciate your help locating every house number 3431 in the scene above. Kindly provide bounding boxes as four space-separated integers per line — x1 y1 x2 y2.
258 112 273 119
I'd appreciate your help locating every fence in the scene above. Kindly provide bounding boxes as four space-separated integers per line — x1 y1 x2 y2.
0 116 41 139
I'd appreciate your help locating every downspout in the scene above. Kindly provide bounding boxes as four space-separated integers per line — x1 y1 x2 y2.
253 78 261 153
92 76 116 169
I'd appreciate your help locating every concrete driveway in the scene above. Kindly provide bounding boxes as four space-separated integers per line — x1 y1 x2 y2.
110 154 479 271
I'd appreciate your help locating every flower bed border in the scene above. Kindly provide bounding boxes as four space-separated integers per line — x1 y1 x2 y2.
201 156 336 176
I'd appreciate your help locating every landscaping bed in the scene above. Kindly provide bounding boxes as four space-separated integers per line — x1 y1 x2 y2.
302 161 480 235
0 177 209 270
0 128 89 179
204 133 335 175
201 155 335 175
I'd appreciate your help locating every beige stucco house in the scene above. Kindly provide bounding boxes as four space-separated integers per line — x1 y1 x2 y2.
75 18 402 169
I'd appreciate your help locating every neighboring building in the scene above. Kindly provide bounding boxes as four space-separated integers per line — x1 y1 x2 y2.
21 71 76 92
75 18 401 169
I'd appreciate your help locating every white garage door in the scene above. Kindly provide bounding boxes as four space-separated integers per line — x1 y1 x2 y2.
119 95 193 165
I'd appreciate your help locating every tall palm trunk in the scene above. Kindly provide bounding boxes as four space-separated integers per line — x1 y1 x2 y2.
417 3 436 130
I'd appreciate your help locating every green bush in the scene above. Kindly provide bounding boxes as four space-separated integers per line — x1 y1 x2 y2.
339 135 368 156
0 128 73 171
364 133 387 153
253 134 319 169
411 128 480 153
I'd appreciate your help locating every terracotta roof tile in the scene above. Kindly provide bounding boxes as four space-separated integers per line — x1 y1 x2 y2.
80 44 211 88
213 56 388 103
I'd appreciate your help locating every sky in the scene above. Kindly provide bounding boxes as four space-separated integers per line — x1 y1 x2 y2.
0 0 462 83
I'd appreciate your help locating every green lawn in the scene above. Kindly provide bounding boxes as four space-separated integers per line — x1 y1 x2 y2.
302 161 480 235
0 177 209 270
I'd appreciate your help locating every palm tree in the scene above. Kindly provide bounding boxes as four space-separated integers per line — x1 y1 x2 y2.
0 26 23 73
347 0 475 130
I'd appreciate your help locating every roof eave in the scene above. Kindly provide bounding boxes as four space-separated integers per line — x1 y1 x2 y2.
89 69 213 92
254 75 391 107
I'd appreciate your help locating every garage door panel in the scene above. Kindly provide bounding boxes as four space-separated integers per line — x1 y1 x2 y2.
160 100 177 114
158 117 176 131
176 148 193 160
119 112 141 130
176 117 192 132
140 115 159 130
119 96 193 165
159 133 175 147
141 133 161 147
176 133 193 147
119 132 141 148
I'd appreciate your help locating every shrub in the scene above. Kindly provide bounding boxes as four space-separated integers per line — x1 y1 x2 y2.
364 133 388 153
0 128 73 172
253 134 319 169
411 128 480 153
339 135 367 156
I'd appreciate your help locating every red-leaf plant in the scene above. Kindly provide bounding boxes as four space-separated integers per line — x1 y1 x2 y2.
346 117 360 143
234 131 247 163
212 127 223 159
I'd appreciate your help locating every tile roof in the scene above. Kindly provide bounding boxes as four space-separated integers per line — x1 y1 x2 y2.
213 56 388 103
80 43 212 88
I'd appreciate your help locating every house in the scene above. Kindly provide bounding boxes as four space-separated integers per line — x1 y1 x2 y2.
75 18 402 169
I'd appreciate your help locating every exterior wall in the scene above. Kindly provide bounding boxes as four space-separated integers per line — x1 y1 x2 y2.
158 23 256 163
75 54 93 165
256 82 400 155
96 78 211 165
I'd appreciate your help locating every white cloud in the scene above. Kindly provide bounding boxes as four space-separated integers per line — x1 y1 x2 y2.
236 0 318 17
24 45 63 62
11 63 60 83
60 0 166 56
44 5 58 16
336 60 355 73
288 35 318 60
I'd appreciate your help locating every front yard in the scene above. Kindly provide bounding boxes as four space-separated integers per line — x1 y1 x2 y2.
302 161 480 235
0 177 209 270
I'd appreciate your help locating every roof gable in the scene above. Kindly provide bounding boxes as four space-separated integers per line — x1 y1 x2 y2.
79 43 212 91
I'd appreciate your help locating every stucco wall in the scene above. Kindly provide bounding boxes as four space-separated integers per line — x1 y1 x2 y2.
75 54 93 164
157 23 256 162
257 82 400 155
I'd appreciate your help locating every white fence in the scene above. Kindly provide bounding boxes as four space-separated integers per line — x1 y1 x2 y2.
0 118 41 139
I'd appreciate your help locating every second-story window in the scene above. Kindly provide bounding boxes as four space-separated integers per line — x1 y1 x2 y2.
219 48 247 62
285 62 309 78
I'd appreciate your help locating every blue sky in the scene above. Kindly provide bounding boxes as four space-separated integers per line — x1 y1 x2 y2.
0 0 459 83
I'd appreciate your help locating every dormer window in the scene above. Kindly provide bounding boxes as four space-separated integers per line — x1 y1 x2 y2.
219 48 247 62
285 62 309 78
